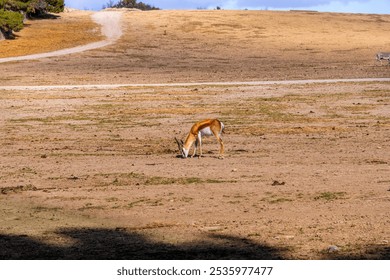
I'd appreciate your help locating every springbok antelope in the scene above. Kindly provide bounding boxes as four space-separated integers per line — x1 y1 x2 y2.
175 119 225 159
376 52 390 65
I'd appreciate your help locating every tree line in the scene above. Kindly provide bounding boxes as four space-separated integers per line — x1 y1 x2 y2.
0 0 64 39
103 0 159 11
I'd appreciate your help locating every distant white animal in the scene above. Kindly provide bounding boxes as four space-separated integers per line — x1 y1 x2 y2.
375 52 390 65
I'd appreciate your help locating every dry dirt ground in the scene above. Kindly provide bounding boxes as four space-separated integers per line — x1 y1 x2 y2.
0 9 389 260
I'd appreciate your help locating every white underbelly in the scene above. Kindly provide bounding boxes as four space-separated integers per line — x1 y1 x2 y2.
199 127 213 136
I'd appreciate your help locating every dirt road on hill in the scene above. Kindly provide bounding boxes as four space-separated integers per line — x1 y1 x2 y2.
2 10 390 86
0 11 123 64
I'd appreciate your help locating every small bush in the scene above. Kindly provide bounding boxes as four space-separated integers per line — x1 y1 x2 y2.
106 0 159 10
0 9 24 38
46 0 64 13
0 0 64 39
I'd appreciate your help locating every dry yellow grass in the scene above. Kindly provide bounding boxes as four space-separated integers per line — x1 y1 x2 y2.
2 10 390 85
0 10 103 58
119 10 390 64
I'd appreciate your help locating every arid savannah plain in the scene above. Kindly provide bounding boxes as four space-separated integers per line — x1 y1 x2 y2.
0 8 389 259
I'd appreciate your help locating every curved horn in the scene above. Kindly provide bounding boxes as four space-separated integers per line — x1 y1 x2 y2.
174 137 182 151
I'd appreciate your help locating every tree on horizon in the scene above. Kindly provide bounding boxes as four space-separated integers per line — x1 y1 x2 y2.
103 0 159 11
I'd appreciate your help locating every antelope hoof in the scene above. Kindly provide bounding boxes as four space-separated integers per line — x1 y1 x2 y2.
218 155 224 159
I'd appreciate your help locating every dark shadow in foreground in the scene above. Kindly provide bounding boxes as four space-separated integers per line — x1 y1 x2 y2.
1 228 388 260
0 228 286 260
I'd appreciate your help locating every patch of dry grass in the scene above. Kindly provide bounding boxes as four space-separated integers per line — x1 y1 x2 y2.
120 10 390 63
2 10 390 85
0 11 103 58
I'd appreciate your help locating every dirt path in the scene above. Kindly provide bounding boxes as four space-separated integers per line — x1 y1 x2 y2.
0 11 123 64
1 78 390 91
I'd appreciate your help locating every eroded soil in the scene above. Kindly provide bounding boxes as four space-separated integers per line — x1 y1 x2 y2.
1 82 389 259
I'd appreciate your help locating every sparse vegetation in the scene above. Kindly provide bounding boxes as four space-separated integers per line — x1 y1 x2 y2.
314 192 347 201
95 172 233 187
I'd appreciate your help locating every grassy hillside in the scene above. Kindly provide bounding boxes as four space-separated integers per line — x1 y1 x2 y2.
1 9 390 84
0 10 103 57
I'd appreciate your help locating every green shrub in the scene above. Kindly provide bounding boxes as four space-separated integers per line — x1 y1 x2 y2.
2 1 29 12
0 9 24 32
0 0 64 39
26 0 64 16
107 0 159 10
46 0 64 13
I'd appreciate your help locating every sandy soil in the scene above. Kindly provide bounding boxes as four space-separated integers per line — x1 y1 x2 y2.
0 10 389 260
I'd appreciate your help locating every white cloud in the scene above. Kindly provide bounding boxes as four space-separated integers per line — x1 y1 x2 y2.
148 0 375 10
313 0 390 14
64 0 390 14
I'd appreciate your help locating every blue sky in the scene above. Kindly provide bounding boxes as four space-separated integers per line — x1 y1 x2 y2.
64 0 390 14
